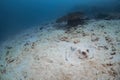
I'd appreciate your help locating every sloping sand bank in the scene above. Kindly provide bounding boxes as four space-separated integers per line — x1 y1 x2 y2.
0 20 120 80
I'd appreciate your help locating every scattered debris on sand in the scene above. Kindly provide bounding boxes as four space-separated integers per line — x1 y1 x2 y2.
0 20 120 80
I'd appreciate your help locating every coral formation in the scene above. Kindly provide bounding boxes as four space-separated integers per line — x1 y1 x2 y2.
96 13 120 20
56 12 88 27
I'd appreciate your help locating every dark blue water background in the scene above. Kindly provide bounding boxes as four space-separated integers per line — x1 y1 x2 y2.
0 0 120 43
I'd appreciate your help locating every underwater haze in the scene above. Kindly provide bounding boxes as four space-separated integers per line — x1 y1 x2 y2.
0 0 120 43
1 0 120 80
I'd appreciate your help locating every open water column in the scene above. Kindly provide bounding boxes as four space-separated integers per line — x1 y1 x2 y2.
0 0 120 80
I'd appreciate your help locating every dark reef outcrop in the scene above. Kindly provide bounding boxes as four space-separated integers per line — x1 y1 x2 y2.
95 13 120 20
56 12 88 27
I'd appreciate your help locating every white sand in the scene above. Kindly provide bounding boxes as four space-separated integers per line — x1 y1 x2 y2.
0 20 120 80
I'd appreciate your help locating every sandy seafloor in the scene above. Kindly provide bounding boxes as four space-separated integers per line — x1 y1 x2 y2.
0 20 120 80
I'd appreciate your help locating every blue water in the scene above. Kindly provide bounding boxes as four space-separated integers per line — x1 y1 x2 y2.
0 0 120 43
